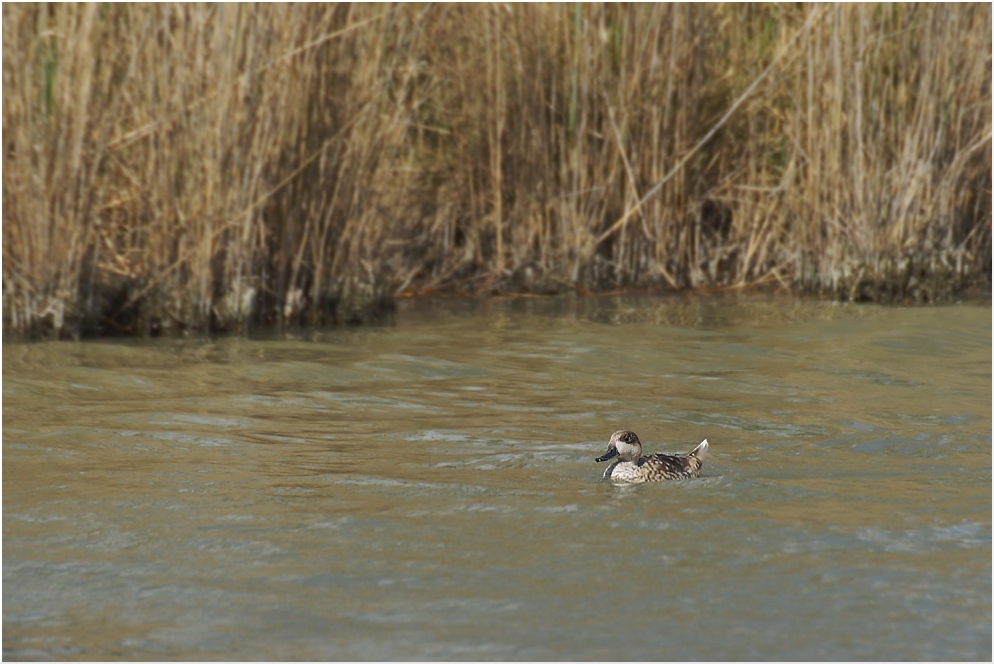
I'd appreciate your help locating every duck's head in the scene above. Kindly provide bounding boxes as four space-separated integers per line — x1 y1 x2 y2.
595 430 642 463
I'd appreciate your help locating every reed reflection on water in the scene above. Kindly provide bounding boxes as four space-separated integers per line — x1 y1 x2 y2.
3 295 991 660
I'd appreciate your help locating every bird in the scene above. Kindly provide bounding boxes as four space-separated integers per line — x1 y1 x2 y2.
595 430 708 483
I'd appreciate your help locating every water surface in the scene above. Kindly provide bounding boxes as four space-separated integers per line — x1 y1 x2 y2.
4 295 991 660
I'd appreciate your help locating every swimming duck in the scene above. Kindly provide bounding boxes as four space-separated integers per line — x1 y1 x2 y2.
595 430 708 483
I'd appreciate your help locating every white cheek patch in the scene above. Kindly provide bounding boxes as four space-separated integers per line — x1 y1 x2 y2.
616 442 638 458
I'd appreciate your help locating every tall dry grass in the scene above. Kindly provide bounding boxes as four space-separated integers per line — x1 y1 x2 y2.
3 4 990 337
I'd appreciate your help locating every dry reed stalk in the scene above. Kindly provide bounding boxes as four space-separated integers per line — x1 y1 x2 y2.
3 4 990 338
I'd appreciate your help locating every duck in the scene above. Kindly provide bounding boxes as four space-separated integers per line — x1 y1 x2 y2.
595 430 708 483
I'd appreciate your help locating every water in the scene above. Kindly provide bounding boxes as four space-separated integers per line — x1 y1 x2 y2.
3 295 991 660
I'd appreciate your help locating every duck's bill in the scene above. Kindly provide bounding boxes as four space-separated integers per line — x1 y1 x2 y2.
595 448 619 463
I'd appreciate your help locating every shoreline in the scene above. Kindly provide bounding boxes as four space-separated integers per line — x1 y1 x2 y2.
6 279 990 342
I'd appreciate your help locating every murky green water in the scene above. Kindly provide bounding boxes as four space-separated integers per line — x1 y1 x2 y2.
3 295 991 660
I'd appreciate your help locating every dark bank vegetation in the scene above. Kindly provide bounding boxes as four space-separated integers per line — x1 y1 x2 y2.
3 3 991 337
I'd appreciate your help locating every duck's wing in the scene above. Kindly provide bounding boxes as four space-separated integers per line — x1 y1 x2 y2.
642 453 697 475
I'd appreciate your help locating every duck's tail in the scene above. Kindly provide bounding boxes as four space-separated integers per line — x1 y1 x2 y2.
688 439 709 459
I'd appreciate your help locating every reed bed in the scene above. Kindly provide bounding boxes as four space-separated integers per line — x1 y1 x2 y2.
3 4 990 337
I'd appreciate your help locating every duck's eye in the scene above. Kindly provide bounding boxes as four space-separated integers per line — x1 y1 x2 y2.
623 433 635 443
